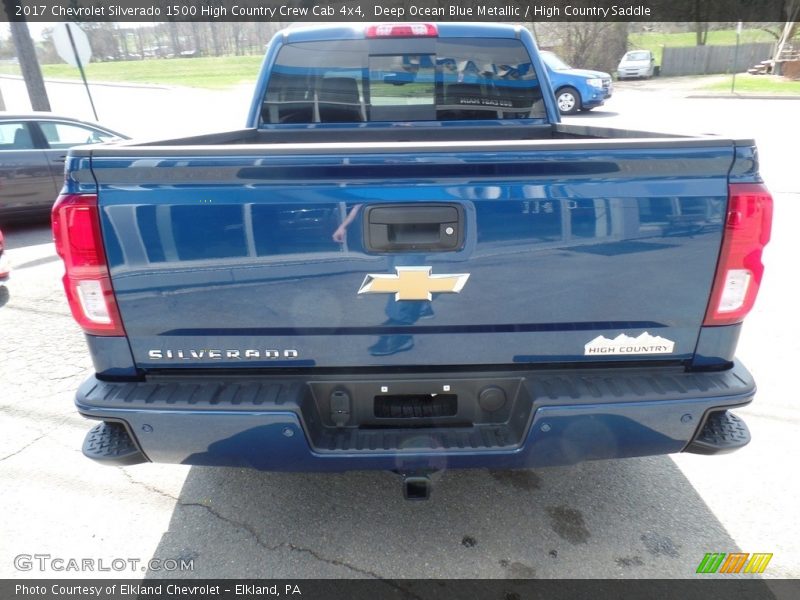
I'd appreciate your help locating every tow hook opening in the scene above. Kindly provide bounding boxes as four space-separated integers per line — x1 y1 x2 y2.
401 473 432 501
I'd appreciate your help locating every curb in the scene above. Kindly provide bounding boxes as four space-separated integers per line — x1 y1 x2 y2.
0 74 170 91
686 93 800 100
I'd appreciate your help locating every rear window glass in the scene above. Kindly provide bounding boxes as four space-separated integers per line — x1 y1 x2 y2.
0 122 34 149
39 121 118 149
261 37 544 124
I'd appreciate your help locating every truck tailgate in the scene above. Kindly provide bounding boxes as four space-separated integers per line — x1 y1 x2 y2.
91 141 734 369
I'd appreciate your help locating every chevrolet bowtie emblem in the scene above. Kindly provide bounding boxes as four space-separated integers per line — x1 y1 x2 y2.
358 267 470 301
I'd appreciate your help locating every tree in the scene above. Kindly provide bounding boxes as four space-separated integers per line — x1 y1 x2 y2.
695 22 710 46
687 4 739 45
168 20 181 56
773 0 800 63
556 22 629 74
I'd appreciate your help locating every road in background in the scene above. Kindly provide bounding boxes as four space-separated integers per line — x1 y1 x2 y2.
1 80 798 581
0 75 252 138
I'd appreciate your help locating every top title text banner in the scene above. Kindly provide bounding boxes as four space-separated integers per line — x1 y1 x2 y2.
3 0 795 23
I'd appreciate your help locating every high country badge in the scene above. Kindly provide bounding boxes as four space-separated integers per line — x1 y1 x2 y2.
584 332 675 355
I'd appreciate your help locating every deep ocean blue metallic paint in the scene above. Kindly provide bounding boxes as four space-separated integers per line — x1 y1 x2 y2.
93 144 731 369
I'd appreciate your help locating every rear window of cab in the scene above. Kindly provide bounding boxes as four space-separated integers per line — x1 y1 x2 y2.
261 37 545 124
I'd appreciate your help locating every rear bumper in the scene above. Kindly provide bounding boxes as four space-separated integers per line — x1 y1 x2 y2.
75 361 755 471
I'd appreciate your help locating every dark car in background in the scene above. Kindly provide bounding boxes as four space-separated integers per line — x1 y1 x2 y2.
0 114 127 222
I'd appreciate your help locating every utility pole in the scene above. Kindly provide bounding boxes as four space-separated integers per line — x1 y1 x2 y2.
3 0 51 111
731 22 742 94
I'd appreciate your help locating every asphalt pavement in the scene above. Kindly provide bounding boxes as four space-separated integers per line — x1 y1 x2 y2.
0 77 798 584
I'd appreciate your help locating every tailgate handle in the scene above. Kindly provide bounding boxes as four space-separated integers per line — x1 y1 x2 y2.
363 204 464 252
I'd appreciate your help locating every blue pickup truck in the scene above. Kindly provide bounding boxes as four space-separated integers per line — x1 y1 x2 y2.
54 23 772 500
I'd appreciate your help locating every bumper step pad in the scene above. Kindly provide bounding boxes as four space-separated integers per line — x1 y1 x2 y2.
82 422 147 466
317 424 515 453
685 410 751 455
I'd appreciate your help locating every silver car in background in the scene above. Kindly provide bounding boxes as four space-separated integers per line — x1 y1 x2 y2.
617 50 656 79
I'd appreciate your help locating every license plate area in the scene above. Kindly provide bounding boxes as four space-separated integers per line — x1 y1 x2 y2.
306 376 531 452
374 393 458 420
309 377 526 429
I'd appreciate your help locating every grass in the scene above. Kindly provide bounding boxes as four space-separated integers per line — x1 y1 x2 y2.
703 74 800 94
0 55 264 89
629 29 777 67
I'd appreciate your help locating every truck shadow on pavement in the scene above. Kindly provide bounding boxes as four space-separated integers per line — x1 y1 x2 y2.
144 457 745 579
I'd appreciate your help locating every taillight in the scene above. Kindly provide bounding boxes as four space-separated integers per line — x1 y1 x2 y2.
52 194 125 336
366 23 438 38
704 183 773 326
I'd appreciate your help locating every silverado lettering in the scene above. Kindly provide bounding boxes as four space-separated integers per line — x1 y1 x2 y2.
148 349 300 360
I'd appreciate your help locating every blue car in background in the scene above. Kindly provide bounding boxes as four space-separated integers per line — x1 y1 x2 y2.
540 51 612 114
